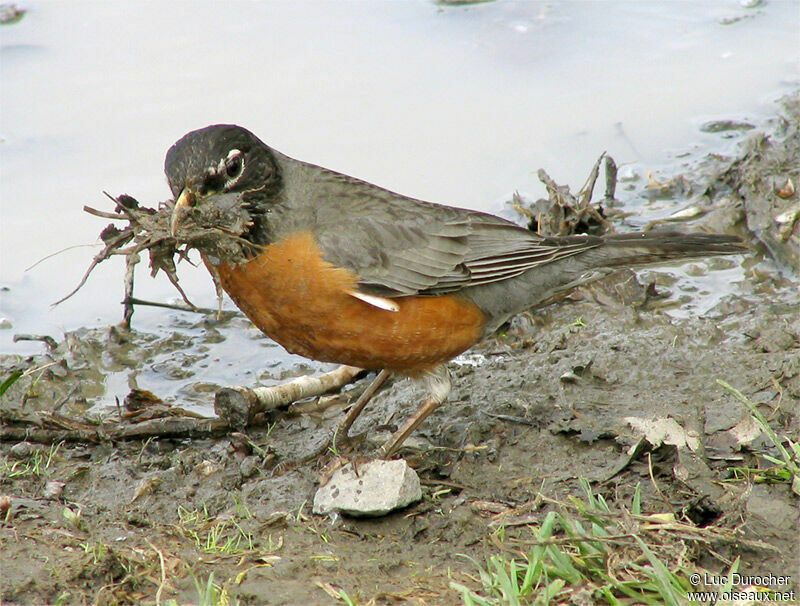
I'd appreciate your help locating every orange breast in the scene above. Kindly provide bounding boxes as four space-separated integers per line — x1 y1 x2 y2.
208 231 485 373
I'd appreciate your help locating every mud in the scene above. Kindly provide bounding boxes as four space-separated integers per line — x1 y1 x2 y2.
1 95 798 604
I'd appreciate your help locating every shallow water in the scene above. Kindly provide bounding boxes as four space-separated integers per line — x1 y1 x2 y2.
1 0 798 404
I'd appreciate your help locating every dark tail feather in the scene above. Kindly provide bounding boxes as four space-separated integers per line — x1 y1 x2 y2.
591 231 747 268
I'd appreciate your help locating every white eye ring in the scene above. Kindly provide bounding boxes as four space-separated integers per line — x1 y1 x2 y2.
219 149 245 190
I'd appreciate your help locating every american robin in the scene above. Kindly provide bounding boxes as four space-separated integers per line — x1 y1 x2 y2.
166 124 746 458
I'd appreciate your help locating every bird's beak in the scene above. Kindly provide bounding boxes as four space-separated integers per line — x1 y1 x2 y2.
170 188 196 237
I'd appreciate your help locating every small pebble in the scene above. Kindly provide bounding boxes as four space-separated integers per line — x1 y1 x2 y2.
194 460 223 477
9 442 41 460
43 481 66 500
559 370 580 383
239 456 260 478
0 4 25 25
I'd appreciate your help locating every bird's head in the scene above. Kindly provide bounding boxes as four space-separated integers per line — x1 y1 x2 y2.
165 124 282 258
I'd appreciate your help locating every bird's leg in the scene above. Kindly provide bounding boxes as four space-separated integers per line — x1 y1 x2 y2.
332 369 391 450
314 369 391 484
377 365 451 459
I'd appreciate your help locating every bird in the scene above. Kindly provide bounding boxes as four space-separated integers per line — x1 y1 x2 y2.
165 124 746 458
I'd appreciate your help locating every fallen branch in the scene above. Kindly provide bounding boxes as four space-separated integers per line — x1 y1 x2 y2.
0 417 230 444
215 365 364 429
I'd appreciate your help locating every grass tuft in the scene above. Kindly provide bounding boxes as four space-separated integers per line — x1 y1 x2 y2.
450 481 726 605
717 379 800 495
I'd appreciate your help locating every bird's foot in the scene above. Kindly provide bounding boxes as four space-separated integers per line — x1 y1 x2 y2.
318 455 350 486
313 426 374 485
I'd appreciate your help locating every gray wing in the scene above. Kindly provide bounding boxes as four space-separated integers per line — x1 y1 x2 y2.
277 156 604 297
311 194 602 297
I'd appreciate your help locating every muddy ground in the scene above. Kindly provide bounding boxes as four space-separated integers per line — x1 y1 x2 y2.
1 95 799 605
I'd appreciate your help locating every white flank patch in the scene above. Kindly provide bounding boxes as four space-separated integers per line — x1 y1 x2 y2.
348 291 400 312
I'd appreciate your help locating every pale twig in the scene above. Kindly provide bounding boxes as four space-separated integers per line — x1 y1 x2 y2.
647 451 677 517
53 229 134 306
123 250 139 327
123 297 218 315
25 243 102 272
214 365 363 429
145 538 168 606
161 268 198 310
13 334 59 351
83 206 123 220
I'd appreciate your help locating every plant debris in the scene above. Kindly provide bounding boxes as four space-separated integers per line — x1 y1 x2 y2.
511 153 617 237
57 192 255 326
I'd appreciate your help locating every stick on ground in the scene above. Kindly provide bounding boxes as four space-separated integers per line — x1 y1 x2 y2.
215 365 363 429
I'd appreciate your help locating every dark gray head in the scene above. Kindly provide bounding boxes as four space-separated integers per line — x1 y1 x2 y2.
165 124 280 198
165 124 282 247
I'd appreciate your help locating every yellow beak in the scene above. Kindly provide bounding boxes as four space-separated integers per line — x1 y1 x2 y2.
170 188 196 237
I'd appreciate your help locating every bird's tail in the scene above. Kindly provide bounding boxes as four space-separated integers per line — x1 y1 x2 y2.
470 230 747 332
583 231 748 268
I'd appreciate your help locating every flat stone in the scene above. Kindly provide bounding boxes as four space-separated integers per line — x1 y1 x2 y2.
239 456 260 478
313 459 422 517
746 484 797 528
9 442 42 460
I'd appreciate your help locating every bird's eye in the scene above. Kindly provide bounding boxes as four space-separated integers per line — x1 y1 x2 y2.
224 149 244 180
225 155 242 179
219 149 245 191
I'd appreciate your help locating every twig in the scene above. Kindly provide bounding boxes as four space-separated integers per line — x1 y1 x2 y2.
160 268 199 311
577 151 606 207
53 385 81 414
25 243 102 272
604 155 618 200
214 365 363 429
123 250 139 327
53 228 134 306
647 451 677 517
12 334 59 351
82 205 126 220
73 193 255 325
145 539 168 606
123 297 219 315
533 153 615 236
481 411 536 426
